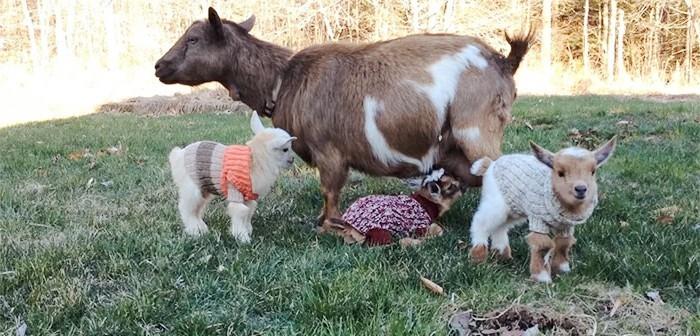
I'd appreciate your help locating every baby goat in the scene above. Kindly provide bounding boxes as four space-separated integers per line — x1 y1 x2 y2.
468 137 617 283
169 112 296 242
336 169 466 246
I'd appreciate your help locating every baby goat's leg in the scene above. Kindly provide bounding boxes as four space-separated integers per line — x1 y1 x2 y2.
177 185 210 237
527 232 555 283
227 202 252 243
244 200 258 237
469 171 509 263
552 229 576 274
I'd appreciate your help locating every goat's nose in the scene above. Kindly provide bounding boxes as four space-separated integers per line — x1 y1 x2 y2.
574 185 587 194
155 61 162 70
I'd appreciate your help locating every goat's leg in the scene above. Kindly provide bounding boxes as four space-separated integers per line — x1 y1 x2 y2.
438 148 483 187
316 159 348 235
227 202 252 243
527 232 555 283
552 230 576 275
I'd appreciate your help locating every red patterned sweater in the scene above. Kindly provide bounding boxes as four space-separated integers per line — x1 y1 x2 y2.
341 194 439 239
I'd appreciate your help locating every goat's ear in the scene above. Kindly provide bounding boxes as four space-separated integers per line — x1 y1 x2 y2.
250 111 265 135
594 136 617 167
283 137 297 145
530 141 554 168
237 15 256 33
208 7 224 39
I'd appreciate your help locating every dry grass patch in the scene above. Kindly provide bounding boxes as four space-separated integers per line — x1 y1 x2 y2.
97 88 249 116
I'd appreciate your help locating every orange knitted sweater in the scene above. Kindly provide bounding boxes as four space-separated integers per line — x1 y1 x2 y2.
220 145 258 201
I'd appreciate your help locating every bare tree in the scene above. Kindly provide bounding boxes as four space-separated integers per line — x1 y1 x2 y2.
616 9 625 78
607 0 617 80
20 0 38 68
583 0 590 75
542 0 552 70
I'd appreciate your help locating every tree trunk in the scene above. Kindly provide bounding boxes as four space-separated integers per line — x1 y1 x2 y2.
542 0 552 70
602 2 608 66
616 10 625 79
607 0 617 80
583 0 590 75
684 0 696 82
20 0 39 69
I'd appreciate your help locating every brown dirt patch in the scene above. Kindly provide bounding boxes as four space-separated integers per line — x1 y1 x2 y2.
97 88 250 116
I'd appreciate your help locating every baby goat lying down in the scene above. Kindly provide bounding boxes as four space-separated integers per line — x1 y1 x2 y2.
335 169 466 246
468 137 617 283
169 112 296 242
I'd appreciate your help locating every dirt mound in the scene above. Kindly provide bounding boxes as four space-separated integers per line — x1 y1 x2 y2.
97 88 249 116
449 305 584 336
447 284 690 336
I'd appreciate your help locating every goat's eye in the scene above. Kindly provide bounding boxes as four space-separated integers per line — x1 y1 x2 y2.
282 148 289 152
591 169 596 175
558 171 565 178
187 37 199 45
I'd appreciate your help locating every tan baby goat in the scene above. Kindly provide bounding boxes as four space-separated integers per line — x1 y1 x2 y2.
468 137 617 283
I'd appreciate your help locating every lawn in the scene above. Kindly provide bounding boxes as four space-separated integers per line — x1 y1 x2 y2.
1 96 698 335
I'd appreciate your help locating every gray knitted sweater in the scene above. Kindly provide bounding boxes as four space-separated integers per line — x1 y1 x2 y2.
490 154 598 235
182 141 247 203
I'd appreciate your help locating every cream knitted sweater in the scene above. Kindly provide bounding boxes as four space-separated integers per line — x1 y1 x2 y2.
490 154 598 235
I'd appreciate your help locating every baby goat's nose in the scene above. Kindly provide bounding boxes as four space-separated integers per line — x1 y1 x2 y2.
574 185 587 194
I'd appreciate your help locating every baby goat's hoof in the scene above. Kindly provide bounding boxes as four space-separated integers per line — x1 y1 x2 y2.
554 261 571 274
231 231 251 244
493 246 512 261
184 224 209 237
469 245 489 264
531 270 552 284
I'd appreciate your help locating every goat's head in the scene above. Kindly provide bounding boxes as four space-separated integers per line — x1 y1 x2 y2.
248 111 297 169
530 137 617 210
417 168 466 216
155 7 255 97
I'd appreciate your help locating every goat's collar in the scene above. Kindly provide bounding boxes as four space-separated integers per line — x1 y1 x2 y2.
410 194 440 221
263 77 282 117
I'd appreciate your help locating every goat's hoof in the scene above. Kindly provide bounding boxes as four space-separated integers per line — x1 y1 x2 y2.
469 245 489 264
493 246 513 261
531 270 552 284
183 224 209 237
554 261 571 274
317 219 344 237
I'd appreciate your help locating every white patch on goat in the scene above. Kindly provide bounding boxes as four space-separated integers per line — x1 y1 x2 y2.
558 261 571 273
456 127 481 143
363 96 436 172
469 164 511 247
561 147 590 158
409 45 488 126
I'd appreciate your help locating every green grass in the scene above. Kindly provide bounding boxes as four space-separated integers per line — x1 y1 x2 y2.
0 96 698 335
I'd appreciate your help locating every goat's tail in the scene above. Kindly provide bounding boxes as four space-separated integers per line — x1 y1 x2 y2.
504 25 537 75
470 157 493 177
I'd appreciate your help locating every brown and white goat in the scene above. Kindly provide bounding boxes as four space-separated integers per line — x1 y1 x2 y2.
467 137 617 283
155 7 535 233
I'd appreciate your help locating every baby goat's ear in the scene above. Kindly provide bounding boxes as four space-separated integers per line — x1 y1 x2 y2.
530 141 554 168
250 111 265 135
594 136 617 167
428 181 441 197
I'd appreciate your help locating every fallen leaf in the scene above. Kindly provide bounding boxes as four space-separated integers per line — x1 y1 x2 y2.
86 178 95 189
399 238 423 247
524 120 534 130
199 254 212 263
420 276 444 295
619 221 629 228
68 150 85 161
16 322 27 336
645 291 664 304
654 206 680 224
456 239 468 251
106 144 123 155
609 298 623 317
616 120 630 126
216 265 226 273
100 180 113 188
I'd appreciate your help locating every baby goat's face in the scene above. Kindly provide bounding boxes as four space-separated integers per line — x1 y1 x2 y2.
420 174 466 216
531 137 617 210
264 129 297 169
